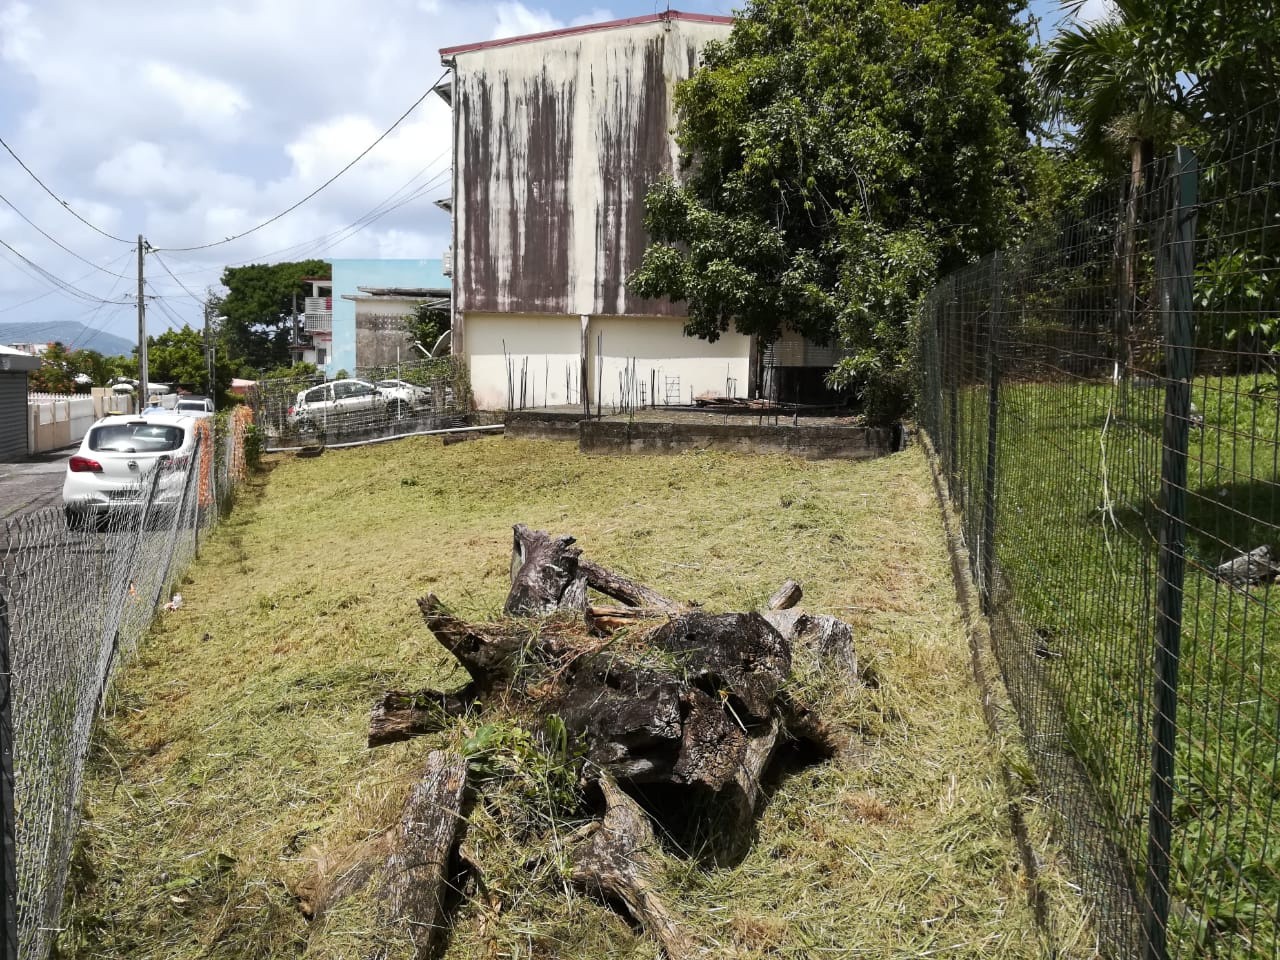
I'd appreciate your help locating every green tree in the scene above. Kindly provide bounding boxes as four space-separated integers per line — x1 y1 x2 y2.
27 341 75 393
212 260 329 373
629 0 1031 422
67 349 129 387
406 301 448 354
147 325 236 403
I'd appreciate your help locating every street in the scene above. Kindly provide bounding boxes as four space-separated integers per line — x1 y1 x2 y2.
0 450 71 522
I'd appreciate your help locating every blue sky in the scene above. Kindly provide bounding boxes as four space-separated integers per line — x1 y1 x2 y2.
0 0 1103 351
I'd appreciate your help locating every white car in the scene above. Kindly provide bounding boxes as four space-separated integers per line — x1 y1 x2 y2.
174 396 215 416
287 378 412 434
62 414 201 527
375 379 431 405
376 378 455 408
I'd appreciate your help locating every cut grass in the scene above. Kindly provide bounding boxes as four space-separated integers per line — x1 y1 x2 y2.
62 438 1094 959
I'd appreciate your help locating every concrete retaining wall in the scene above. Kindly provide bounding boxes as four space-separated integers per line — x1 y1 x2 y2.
578 419 897 460
504 410 585 440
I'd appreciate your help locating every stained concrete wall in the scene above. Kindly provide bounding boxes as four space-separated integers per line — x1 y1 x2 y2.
448 14 732 320
579 419 898 460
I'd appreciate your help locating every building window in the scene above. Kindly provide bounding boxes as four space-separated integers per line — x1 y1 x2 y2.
317 348 327 365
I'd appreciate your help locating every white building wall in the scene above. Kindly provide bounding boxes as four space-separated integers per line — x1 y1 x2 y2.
465 311 752 411
587 315 751 409
466 313 583 410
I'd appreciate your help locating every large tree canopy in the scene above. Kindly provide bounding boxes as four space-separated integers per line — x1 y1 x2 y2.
629 0 1031 421
147 325 236 402
212 260 329 373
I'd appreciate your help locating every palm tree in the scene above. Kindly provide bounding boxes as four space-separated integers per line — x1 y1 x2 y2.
1035 0 1192 377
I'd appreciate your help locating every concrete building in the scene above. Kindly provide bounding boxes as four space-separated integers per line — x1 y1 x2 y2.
439 11 760 411
301 259 448 375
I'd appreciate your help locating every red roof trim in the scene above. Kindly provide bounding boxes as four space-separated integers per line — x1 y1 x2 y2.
440 10 733 57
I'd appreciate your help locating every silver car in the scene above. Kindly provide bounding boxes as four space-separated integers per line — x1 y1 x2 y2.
287 378 411 435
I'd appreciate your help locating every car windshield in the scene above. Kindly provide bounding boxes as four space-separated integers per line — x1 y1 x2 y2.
177 401 205 411
89 423 185 453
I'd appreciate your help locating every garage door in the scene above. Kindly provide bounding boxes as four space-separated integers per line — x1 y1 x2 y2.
0 372 28 462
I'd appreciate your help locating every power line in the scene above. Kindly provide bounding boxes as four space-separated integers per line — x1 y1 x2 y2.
149 250 206 308
150 154 451 298
0 190 134 279
0 237 134 306
153 69 450 253
0 135 132 244
0 249 134 315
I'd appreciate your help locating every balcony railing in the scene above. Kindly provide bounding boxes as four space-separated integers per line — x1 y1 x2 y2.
304 312 332 333
304 296 332 313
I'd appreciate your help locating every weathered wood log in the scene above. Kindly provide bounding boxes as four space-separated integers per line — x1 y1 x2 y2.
762 609 858 679
767 579 803 610
579 558 683 612
1214 545 1279 585
505 523 587 616
418 594 535 687
647 612 790 721
584 604 671 634
382 749 470 960
571 777 697 959
368 686 476 748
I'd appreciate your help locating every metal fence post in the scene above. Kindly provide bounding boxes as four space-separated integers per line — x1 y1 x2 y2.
980 254 1002 611
0 594 18 960
1143 146 1198 960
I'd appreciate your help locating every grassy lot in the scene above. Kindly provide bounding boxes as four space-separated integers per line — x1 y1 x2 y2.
62 437 1091 959
943 373 1279 955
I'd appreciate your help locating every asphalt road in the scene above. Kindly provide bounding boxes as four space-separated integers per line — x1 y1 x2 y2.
0 449 72 523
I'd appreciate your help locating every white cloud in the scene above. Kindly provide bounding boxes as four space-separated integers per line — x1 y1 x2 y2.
0 2 40 66
492 2 563 38
0 0 702 339
141 63 249 140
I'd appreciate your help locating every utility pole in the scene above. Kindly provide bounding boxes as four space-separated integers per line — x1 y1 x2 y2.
204 301 215 405
136 235 148 414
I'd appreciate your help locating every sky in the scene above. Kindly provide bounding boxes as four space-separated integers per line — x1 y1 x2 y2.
0 0 1107 352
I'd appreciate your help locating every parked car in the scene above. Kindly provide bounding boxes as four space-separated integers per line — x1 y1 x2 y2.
174 396 215 417
287 378 413 434
375 378 456 409
375 379 431 405
62 414 201 527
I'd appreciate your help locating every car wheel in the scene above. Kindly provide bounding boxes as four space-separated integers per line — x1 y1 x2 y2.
388 401 410 421
295 418 318 437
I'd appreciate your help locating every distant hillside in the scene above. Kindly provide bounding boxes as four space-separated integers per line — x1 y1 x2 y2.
0 321 134 357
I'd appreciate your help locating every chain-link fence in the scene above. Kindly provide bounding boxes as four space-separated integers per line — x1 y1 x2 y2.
920 105 1280 959
0 406 253 960
250 356 472 451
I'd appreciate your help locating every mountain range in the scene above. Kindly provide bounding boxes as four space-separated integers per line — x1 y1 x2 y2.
0 321 134 358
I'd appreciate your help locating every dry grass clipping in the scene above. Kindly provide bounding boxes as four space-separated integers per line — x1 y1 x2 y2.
61 438 1097 959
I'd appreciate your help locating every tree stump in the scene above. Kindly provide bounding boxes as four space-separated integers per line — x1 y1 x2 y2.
382 750 471 959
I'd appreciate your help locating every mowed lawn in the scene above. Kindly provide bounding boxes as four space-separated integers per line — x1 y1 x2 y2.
63 437 1091 959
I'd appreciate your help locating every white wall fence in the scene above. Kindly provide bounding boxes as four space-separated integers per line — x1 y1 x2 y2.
27 389 134 454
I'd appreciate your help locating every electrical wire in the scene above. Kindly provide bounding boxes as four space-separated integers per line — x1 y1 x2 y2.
0 190 134 279
0 249 134 315
0 237 134 305
154 148 450 276
149 250 206 308
153 69 450 253
0 135 132 244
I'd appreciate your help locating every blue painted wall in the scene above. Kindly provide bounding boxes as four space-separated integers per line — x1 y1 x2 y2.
327 259 448 375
